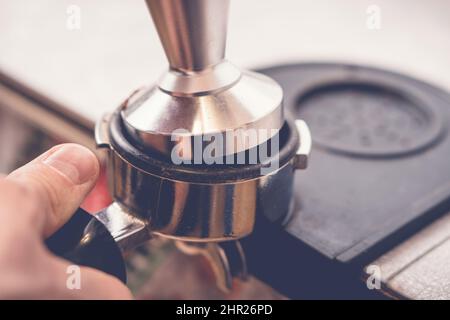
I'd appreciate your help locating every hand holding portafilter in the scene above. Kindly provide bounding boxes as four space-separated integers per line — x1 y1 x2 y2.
47 0 311 287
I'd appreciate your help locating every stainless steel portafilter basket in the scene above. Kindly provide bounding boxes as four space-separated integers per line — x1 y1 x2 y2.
46 0 311 288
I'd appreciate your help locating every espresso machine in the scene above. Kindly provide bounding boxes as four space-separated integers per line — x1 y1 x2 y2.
47 0 311 293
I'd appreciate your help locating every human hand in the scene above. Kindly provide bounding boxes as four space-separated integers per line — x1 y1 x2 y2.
0 144 131 299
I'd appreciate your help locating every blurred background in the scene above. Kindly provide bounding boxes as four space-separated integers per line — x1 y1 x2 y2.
0 0 449 299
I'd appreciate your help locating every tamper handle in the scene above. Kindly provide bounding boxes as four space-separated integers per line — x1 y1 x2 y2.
145 0 230 72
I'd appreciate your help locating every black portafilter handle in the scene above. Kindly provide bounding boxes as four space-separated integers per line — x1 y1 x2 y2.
45 208 127 283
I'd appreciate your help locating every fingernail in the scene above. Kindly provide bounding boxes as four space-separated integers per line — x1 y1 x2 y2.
43 144 98 185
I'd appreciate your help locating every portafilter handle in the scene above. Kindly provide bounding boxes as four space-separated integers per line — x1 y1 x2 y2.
45 200 150 283
45 207 127 282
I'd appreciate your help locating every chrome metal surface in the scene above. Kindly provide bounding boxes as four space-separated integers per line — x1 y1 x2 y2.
106 148 258 241
121 0 284 159
121 71 284 158
157 60 241 95
293 119 312 170
176 240 247 292
95 112 112 149
145 0 229 72
96 112 309 242
94 202 149 252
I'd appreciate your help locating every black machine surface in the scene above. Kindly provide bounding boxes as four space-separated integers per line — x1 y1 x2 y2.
242 62 450 298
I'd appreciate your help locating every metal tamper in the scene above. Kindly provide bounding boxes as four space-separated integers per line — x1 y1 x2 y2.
46 0 311 289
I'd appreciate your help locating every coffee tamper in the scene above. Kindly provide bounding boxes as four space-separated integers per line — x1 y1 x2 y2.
46 0 311 290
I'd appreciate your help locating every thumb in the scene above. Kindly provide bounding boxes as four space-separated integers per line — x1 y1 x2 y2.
7 143 100 238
